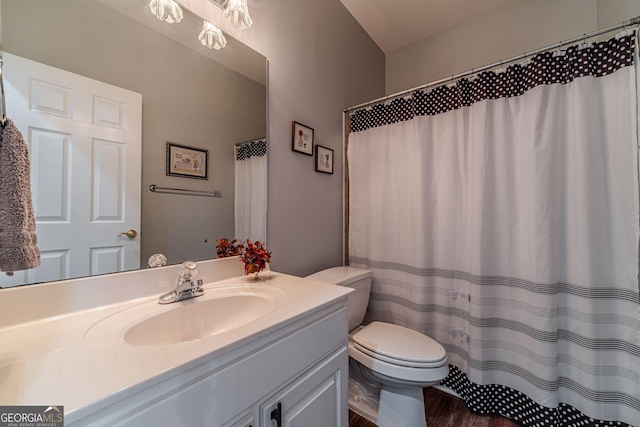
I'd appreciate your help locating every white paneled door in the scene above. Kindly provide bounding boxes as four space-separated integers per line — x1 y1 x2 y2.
1 53 142 287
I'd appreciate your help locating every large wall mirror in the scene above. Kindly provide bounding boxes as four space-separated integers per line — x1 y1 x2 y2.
0 0 267 288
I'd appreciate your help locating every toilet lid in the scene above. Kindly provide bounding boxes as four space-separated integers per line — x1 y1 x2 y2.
352 322 447 367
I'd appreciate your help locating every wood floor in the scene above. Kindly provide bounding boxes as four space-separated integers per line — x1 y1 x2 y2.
349 387 522 427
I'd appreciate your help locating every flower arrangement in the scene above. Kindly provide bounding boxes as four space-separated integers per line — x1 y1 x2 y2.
213 238 242 258
208 237 271 278
241 240 271 277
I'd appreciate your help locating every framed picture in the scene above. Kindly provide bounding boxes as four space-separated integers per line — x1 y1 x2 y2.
166 142 208 179
315 145 334 174
292 121 314 155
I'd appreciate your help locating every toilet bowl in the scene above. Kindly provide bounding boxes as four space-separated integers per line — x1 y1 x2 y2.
306 266 449 427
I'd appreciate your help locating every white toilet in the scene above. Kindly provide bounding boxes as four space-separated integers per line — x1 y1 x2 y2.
306 266 449 427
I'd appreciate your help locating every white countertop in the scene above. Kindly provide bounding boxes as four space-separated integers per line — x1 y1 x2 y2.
0 269 350 423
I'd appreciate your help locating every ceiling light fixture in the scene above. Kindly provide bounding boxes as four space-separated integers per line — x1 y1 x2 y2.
149 0 254 50
224 0 252 29
199 21 227 50
149 0 183 23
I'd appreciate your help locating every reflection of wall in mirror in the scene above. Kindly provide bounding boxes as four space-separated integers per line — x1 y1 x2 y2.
0 0 267 285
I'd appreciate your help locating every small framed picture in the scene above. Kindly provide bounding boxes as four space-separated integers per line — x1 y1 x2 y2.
315 145 334 174
292 121 314 155
166 142 208 179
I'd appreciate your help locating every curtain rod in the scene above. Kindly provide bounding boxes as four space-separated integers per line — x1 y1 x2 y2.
235 136 266 146
345 16 640 113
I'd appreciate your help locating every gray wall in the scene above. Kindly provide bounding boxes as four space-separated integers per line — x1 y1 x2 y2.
225 0 386 276
386 0 640 95
1 0 267 266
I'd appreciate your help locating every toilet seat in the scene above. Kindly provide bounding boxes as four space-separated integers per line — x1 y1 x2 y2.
348 340 449 385
352 322 447 368
348 322 449 386
353 342 447 368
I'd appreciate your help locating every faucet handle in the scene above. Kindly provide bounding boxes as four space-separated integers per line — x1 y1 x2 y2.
148 253 167 268
178 261 198 282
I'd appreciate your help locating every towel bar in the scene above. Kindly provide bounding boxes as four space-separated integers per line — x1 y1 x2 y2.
149 184 222 198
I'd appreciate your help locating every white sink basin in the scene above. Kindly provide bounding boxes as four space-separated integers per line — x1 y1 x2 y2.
86 284 286 346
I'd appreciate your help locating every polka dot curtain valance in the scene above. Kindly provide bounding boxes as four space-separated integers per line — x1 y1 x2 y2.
350 34 635 133
236 138 267 161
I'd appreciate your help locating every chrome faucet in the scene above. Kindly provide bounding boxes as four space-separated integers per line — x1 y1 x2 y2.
158 261 204 304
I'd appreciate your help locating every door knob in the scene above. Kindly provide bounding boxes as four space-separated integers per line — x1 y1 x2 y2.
117 229 138 238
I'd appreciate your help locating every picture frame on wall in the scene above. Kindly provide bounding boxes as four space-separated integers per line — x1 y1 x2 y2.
292 121 314 155
315 145 334 174
166 142 209 179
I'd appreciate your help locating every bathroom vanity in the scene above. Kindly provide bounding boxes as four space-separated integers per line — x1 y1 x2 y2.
0 257 352 426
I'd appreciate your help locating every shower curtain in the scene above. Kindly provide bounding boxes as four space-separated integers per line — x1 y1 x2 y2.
234 138 267 243
348 32 640 427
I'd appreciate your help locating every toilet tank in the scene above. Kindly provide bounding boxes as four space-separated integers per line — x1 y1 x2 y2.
305 266 372 331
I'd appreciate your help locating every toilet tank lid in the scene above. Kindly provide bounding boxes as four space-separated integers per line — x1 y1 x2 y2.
305 266 372 287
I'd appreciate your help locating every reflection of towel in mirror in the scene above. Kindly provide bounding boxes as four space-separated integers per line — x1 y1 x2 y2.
0 119 40 272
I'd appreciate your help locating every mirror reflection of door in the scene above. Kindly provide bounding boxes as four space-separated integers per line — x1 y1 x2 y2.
0 53 142 288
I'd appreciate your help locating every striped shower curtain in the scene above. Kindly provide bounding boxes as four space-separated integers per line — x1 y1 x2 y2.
348 32 640 427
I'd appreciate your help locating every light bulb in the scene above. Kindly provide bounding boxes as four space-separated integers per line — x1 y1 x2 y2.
224 0 252 29
199 21 227 50
149 0 183 23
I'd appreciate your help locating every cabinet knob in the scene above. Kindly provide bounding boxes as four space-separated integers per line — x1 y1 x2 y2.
270 402 282 427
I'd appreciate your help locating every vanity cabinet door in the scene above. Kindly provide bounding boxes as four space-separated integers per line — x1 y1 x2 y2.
260 347 347 427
